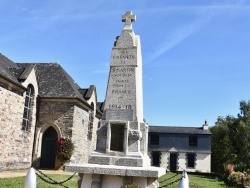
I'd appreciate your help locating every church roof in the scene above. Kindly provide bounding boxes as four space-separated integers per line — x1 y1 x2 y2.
79 85 103 115
17 63 87 99
0 53 24 87
149 125 211 135
0 53 103 112
97 102 104 113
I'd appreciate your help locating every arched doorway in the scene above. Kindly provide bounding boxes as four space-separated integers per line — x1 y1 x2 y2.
40 126 58 169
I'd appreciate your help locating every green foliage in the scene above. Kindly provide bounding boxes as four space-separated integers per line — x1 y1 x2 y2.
210 120 236 173
56 138 74 163
211 100 250 174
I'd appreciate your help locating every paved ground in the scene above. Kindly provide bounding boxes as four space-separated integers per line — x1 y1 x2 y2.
0 169 74 178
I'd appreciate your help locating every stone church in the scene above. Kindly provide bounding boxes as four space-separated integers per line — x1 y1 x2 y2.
0 53 103 171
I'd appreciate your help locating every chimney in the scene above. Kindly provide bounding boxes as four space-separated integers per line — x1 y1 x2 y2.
203 120 209 130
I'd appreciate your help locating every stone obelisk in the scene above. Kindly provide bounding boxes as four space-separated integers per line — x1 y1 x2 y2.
104 11 143 123
65 11 165 188
91 10 149 167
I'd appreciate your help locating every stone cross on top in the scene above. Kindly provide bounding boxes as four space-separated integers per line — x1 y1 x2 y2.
122 11 136 30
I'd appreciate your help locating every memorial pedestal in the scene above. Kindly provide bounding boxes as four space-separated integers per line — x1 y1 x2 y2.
65 164 165 188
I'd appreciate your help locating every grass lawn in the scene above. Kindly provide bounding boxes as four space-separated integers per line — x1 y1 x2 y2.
0 174 78 188
159 172 228 188
0 171 229 188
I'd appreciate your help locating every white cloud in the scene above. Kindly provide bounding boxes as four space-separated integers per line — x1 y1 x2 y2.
144 2 250 64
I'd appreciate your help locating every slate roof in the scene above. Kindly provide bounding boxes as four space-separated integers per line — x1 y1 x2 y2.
79 86 103 115
0 53 24 87
0 53 19 69
149 125 211 135
79 85 97 101
78 89 88 98
17 63 86 100
0 53 103 113
97 102 104 113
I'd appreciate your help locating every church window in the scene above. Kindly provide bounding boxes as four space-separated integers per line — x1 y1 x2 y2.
189 135 197 147
22 85 33 131
187 153 195 168
150 133 159 145
87 109 94 140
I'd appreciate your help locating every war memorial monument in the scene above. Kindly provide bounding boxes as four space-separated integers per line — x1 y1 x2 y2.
65 11 165 188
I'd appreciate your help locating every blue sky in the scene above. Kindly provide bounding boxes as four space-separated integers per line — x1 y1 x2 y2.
1 0 250 127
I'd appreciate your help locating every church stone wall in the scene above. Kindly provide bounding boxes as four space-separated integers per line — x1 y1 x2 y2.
0 87 29 170
33 101 74 165
71 105 90 163
34 101 99 165
0 69 38 171
37 101 75 136
71 105 100 164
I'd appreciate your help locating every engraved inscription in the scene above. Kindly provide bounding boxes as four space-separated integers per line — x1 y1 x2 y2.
112 90 131 94
108 104 132 109
107 63 135 110
113 67 134 73
116 158 138 166
113 79 131 88
89 156 109 165
112 50 136 64
112 67 134 77
112 55 135 60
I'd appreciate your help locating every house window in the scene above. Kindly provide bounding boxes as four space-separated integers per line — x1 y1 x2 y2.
22 86 33 131
189 135 197 147
187 153 195 168
150 133 159 145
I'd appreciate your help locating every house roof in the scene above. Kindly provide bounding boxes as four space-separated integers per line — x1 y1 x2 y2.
149 125 211 135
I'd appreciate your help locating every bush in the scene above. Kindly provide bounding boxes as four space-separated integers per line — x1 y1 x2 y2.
228 171 243 184
56 137 74 163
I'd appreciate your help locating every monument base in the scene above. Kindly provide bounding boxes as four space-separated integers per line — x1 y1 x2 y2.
65 163 165 188
88 151 151 167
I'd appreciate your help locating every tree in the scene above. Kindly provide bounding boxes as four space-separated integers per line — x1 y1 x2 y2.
238 100 250 120
211 100 250 173
211 116 236 173
234 121 250 172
